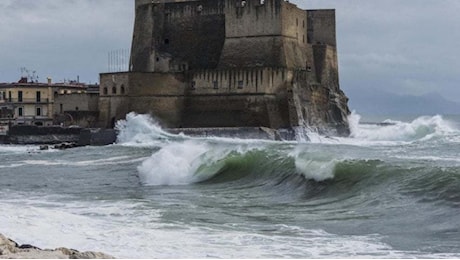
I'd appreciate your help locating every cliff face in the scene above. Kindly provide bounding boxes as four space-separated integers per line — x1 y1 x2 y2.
99 0 351 136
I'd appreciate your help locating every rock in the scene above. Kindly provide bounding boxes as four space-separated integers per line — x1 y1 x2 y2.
39 145 49 151
0 234 114 259
53 142 77 150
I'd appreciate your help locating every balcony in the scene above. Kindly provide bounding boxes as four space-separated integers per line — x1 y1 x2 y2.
0 98 50 104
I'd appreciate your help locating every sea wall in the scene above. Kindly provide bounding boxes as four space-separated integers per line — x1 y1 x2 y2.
167 127 296 141
2 126 117 146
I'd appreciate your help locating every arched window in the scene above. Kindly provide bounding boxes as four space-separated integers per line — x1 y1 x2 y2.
103 87 108 95
112 86 117 95
121 85 126 95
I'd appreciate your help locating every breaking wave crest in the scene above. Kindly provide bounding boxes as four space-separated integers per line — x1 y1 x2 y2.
348 112 458 143
115 112 177 146
136 139 460 208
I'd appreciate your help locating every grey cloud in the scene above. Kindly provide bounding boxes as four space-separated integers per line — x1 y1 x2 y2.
1 0 459 107
291 0 460 103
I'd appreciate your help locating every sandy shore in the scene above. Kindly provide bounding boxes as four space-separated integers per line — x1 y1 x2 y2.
0 234 114 259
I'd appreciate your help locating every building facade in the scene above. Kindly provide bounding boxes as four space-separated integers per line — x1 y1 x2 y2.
100 0 351 135
0 78 96 129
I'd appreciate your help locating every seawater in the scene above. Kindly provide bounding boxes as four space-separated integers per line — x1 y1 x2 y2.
1 112 460 258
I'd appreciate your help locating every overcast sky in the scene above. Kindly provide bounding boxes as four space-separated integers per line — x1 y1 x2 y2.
1 0 459 105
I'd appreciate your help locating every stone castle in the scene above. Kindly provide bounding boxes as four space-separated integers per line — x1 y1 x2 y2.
99 0 351 136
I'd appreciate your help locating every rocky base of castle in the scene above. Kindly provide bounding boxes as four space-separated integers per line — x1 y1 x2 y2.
0 234 114 259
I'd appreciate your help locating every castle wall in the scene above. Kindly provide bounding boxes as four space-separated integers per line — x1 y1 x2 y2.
219 0 285 68
281 1 307 44
98 73 130 128
313 45 339 87
190 67 292 95
181 67 292 128
109 0 350 134
307 10 336 46
130 3 156 72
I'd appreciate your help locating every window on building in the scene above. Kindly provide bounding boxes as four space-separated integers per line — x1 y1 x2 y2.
238 80 244 89
8 91 12 102
18 107 23 117
36 107 41 116
103 87 108 95
164 39 170 45
18 91 23 102
191 81 196 90
36 91 41 102
60 104 63 114
112 87 117 94
213 81 218 89
121 85 126 95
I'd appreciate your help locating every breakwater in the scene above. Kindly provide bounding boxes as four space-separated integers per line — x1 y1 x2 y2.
0 125 299 146
0 125 117 146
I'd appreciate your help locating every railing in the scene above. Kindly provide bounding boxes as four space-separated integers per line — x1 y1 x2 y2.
0 98 50 104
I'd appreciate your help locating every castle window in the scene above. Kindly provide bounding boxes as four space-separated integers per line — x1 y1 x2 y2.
103 87 108 95
164 39 170 45
121 85 126 95
213 81 218 89
238 80 244 89
36 107 41 116
296 18 299 26
18 107 23 117
156 57 160 62
112 86 117 94
191 81 196 90
303 20 305 28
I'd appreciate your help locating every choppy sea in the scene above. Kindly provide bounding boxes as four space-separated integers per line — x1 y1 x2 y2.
1 112 460 258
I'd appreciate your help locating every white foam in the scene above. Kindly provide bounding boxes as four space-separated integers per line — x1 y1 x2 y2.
1 196 456 258
307 112 460 147
137 140 254 186
115 112 176 147
21 156 144 167
0 145 39 154
290 146 340 182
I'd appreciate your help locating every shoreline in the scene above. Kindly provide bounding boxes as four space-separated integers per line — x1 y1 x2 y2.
0 233 113 259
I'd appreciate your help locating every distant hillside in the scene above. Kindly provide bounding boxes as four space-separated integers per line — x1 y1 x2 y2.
347 89 460 115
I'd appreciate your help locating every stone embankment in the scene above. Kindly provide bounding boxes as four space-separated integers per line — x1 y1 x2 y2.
0 234 114 259
0 125 117 146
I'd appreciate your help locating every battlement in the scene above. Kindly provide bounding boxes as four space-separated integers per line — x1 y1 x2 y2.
190 67 293 95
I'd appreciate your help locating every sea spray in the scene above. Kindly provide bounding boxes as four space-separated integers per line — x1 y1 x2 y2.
137 140 256 186
115 112 175 146
290 146 340 182
351 114 457 142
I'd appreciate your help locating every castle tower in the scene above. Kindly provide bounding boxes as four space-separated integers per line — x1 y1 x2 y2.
218 0 309 69
101 0 350 136
130 0 226 73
